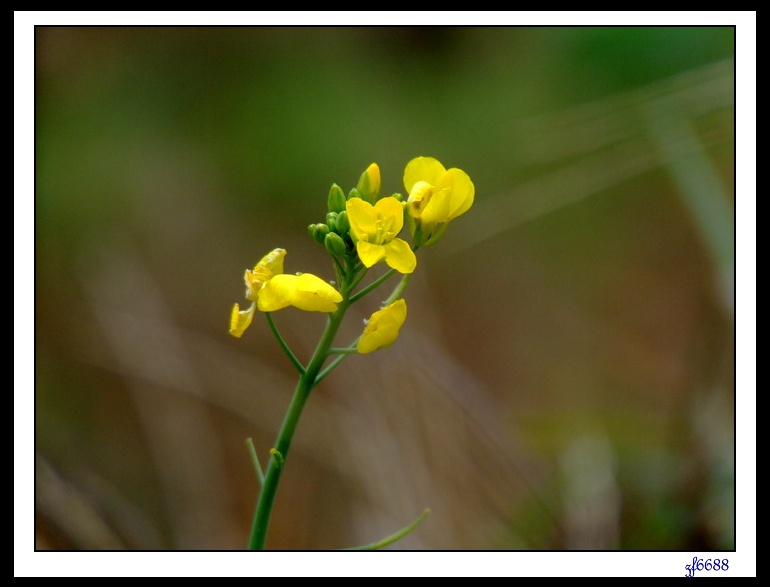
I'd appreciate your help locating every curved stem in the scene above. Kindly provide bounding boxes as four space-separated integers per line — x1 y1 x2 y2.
341 509 431 550
265 312 305 375
382 273 412 306
248 301 349 550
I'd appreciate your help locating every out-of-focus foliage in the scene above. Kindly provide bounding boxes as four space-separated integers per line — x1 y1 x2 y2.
35 26 735 550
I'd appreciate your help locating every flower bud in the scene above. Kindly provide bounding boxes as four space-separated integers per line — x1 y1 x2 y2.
324 232 348 257
309 223 330 245
356 163 381 204
335 210 350 236
325 212 338 233
327 183 347 214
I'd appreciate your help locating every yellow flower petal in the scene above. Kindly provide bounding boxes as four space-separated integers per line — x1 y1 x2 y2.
357 299 408 354
383 239 417 274
257 273 341 313
404 157 446 193
356 241 387 268
229 302 256 338
409 166 475 225
438 167 474 220
347 197 378 240
257 274 296 312
245 248 286 301
290 273 343 312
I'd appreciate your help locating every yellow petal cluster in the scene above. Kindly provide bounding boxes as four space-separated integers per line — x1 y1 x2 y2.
229 248 341 338
346 197 417 274
403 156 474 244
357 299 407 354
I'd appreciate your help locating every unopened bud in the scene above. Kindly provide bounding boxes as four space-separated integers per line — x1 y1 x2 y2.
335 210 350 236
324 232 347 257
309 223 330 245
327 183 347 213
325 212 338 233
356 163 381 203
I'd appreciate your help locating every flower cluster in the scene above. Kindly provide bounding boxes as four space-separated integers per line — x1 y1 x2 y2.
230 157 474 352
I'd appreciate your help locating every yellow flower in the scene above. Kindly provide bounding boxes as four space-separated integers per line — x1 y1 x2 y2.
346 196 417 274
403 156 474 245
357 299 407 354
229 248 342 338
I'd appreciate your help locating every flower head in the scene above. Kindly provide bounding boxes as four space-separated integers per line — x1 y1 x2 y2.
229 248 341 338
346 196 417 274
357 299 407 354
404 156 474 245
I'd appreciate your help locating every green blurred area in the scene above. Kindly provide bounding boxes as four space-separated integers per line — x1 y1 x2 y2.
34 26 735 551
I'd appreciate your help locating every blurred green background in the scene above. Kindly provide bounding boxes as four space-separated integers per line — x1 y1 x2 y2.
34 26 735 551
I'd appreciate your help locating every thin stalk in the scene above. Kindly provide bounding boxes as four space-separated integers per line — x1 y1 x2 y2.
382 273 412 306
315 349 351 385
248 300 349 550
341 509 431 550
265 312 305 375
345 262 368 294
349 268 396 304
245 438 265 487
329 347 359 355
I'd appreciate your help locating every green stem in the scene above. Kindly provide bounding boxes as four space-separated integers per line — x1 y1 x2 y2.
315 349 351 385
341 509 431 550
248 300 349 550
245 437 265 487
331 255 345 287
328 347 360 355
383 273 412 306
349 268 396 304
346 262 368 294
265 312 305 375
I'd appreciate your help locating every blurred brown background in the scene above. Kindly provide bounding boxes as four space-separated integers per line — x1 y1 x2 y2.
34 26 735 551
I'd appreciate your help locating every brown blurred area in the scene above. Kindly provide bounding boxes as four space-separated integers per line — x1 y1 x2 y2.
33 26 736 551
